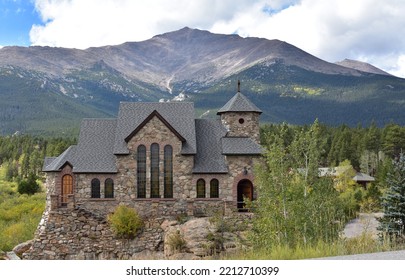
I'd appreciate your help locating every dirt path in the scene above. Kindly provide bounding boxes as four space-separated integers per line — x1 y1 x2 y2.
343 213 383 239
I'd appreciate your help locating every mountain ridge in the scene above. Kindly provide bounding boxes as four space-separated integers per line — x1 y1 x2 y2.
0 27 404 135
335 58 392 76
0 27 376 84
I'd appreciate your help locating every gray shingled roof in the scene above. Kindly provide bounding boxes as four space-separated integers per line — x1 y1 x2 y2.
43 119 118 173
42 157 57 171
217 92 262 114
221 137 263 155
193 119 228 174
44 95 263 174
72 119 117 173
113 102 197 155
42 146 77 172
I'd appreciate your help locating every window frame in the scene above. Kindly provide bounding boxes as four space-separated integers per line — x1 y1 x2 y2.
150 143 160 198
137 145 147 198
104 178 114 199
196 179 206 198
91 178 101 198
163 145 173 198
210 179 219 198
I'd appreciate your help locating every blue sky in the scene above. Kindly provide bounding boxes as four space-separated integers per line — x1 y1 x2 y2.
0 0 42 46
1 0 405 78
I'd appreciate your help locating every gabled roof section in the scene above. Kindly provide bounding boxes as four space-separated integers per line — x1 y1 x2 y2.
113 102 197 155
217 92 262 115
42 157 56 171
221 137 263 155
125 110 186 143
193 119 228 174
43 119 118 173
72 118 118 173
42 146 77 172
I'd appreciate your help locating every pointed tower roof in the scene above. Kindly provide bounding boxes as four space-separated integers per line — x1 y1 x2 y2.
217 82 262 115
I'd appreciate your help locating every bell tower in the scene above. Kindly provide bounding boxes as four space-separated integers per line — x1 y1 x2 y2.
217 81 262 143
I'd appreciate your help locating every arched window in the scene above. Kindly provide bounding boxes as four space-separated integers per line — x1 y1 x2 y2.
150 143 160 198
105 178 114 198
196 179 206 198
210 179 219 198
61 174 73 204
137 145 146 198
91 178 100 198
164 145 173 198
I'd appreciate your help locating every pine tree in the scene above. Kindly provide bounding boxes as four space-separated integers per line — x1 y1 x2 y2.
378 153 405 240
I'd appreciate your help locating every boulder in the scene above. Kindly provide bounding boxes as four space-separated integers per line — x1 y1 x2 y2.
6 251 20 260
164 217 218 258
13 240 33 258
180 218 216 257
0 249 6 260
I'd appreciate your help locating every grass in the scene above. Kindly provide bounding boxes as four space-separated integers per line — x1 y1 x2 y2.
221 233 401 260
0 169 46 252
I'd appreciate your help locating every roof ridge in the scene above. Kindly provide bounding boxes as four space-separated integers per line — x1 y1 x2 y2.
217 91 262 114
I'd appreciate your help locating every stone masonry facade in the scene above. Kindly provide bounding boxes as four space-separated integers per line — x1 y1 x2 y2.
25 91 263 259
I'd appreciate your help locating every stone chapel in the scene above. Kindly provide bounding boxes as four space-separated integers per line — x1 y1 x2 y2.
42 87 263 218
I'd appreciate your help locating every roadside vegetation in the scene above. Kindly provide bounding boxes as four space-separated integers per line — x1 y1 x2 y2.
1 122 405 258
235 121 405 259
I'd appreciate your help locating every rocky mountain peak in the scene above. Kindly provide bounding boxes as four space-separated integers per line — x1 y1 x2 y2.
335 59 392 76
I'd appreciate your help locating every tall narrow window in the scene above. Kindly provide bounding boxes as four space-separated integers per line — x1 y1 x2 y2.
150 143 160 198
61 174 73 204
91 178 100 198
164 145 173 198
137 145 146 198
210 179 219 198
196 179 206 198
105 178 114 198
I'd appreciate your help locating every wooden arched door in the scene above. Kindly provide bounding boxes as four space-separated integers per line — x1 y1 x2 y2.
61 175 73 205
237 179 253 211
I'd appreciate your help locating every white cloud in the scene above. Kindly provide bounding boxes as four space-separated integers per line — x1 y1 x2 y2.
30 0 255 49
388 55 405 78
30 0 405 77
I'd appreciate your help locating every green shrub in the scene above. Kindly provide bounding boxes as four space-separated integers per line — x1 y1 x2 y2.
108 205 143 239
17 174 40 195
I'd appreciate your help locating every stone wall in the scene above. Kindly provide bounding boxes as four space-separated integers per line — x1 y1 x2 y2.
23 206 164 260
68 115 240 218
120 115 191 201
35 109 263 259
23 204 253 260
44 172 57 212
220 112 261 143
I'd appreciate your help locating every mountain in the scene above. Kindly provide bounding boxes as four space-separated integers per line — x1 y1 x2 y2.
335 59 392 76
1 27 405 135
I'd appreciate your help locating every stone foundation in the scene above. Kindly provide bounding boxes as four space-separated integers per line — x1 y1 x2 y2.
23 206 164 260
23 204 252 260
